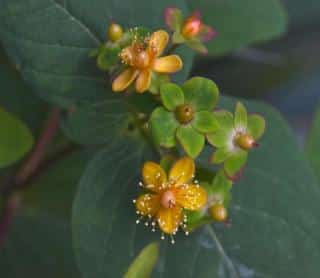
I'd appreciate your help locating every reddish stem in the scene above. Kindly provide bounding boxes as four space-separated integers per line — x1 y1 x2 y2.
15 107 60 186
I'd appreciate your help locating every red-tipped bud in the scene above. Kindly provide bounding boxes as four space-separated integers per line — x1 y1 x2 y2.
181 14 202 39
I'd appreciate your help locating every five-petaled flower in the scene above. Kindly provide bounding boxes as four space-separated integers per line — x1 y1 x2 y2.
150 77 219 158
112 30 183 93
164 8 217 54
134 157 207 240
207 102 266 179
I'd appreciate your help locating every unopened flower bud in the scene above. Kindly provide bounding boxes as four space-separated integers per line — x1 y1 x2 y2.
210 204 228 222
108 22 123 42
235 133 257 151
181 15 202 38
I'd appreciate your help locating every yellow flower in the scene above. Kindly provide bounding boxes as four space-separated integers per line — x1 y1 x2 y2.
112 30 183 93
134 157 207 239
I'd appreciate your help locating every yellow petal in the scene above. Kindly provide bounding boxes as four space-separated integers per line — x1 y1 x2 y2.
142 161 167 192
153 55 183 73
148 30 169 57
112 68 138 92
135 69 152 93
169 157 195 185
157 206 182 234
136 194 160 216
175 184 207 210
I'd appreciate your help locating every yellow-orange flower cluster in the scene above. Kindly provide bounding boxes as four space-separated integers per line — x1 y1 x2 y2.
112 30 183 93
134 157 207 242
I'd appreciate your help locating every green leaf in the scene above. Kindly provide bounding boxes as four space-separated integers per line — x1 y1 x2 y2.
306 106 320 183
0 0 192 106
187 0 288 56
182 77 219 111
247 114 266 140
0 108 33 168
73 97 320 278
234 101 248 129
24 151 90 218
0 50 46 133
160 83 184 111
124 243 159 278
0 211 79 277
62 95 133 145
150 107 178 148
176 125 205 158
192 111 219 133
224 150 248 177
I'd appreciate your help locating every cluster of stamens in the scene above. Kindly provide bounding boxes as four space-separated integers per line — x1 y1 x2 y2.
133 172 198 244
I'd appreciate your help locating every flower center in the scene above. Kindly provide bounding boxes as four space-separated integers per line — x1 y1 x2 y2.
133 50 150 69
175 104 194 124
161 190 176 209
234 132 256 150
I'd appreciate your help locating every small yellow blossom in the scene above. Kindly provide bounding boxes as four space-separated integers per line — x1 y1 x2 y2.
112 30 183 93
134 157 207 240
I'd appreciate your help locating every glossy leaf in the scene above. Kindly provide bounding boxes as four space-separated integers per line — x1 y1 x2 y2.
0 211 79 277
306 106 320 183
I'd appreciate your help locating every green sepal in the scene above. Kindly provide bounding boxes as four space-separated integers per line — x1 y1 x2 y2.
172 31 186 44
185 208 212 232
214 110 234 130
192 111 219 133
160 83 184 111
210 170 233 207
149 73 170 95
96 45 120 71
160 155 176 173
165 8 183 31
176 125 205 158
224 150 248 178
182 77 219 112
207 129 229 148
210 147 231 164
185 39 208 54
149 107 178 148
234 102 248 129
248 114 266 140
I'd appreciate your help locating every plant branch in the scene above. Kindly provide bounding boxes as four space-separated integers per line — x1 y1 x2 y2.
15 107 61 186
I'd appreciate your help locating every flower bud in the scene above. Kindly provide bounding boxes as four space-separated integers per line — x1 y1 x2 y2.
181 15 202 38
108 23 123 42
210 204 228 222
235 133 257 150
